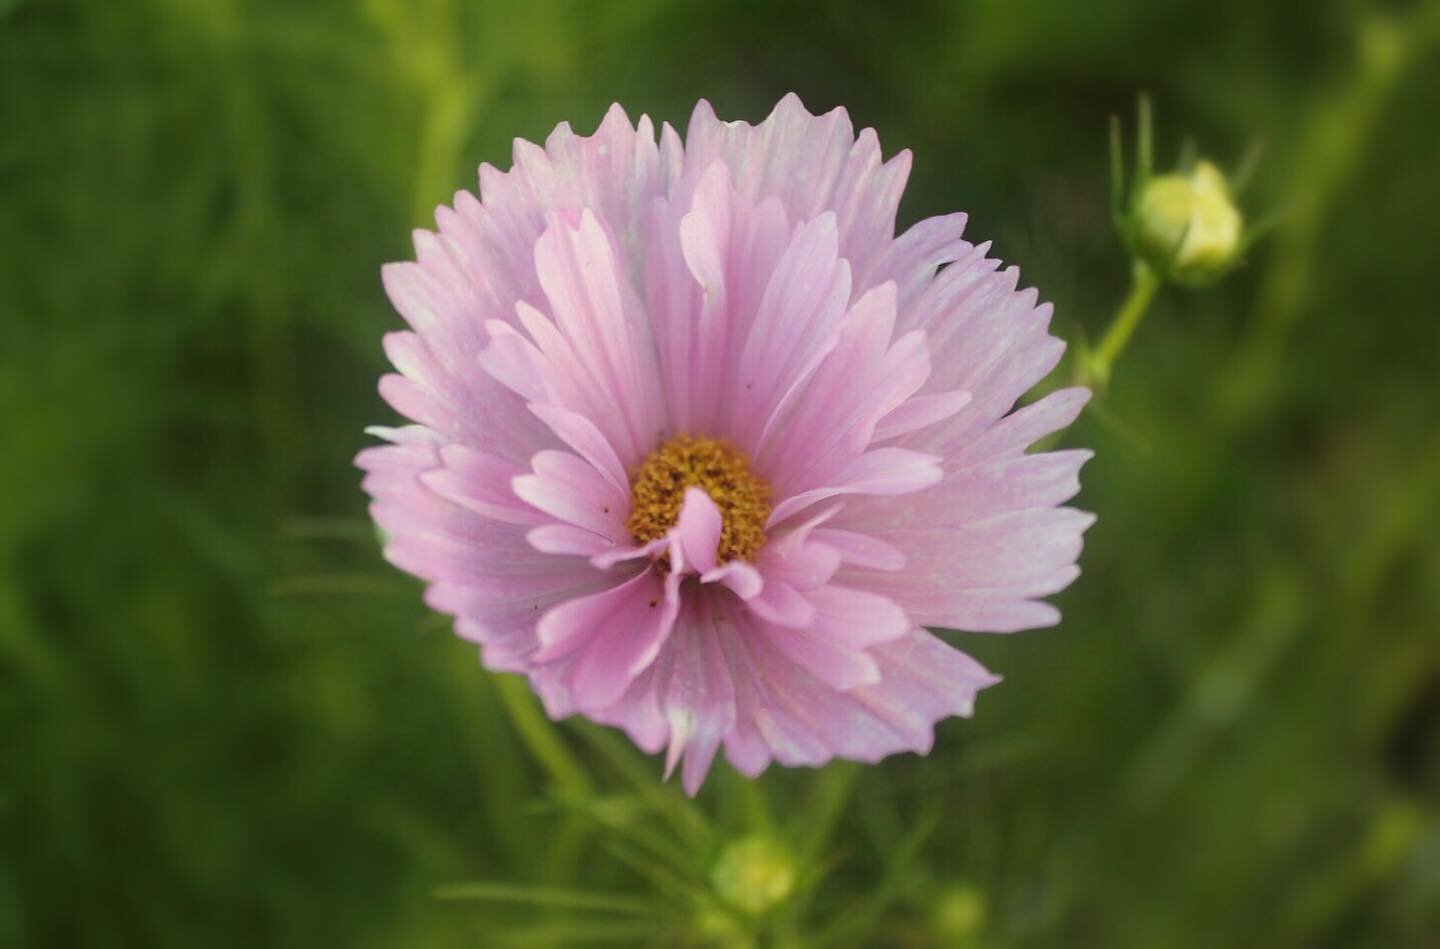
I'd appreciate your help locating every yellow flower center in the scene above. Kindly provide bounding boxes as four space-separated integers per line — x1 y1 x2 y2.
626 435 771 562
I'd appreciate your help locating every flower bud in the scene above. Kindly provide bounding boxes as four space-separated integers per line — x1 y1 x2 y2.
932 883 987 945
1134 160 1243 284
710 836 796 916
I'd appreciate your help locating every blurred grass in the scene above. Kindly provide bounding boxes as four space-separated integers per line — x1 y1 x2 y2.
2 0 1439 946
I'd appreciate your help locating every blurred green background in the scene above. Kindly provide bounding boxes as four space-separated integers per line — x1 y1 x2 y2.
4 0 1439 946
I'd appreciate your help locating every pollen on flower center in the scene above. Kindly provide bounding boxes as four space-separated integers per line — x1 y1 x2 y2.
627 435 771 562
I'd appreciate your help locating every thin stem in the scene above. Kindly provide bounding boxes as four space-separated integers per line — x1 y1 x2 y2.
1089 262 1162 387
492 673 594 798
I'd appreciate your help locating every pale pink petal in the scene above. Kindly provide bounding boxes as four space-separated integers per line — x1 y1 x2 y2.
657 602 737 795
526 524 616 558
953 388 1092 465
567 573 681 712
760 283 935 490
753 539 841 594
531 209 667 464
872 389 973 442
590 537 668 571
863 631 1003 720
809 528 906 571
761 622 882 690
418 444 544 526
931 450 1093 524
673 487 723 575
512 450 629 540
684 94 911 277
729 213 851 451
699 560 764 600
476 319 549 404
727 621 999 770
597 663 671 756
652 167 795 436
475 104 665 278
533 568 680 713
714 609 918 768
805 585 911 649
882 245 1073 456
745 581 817 628
859 212 970 307
527 401 630 495
858 507 1095 632
357 433 605 672
768 447 943 526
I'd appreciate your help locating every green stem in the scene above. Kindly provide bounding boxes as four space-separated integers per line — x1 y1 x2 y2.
1088 262 1162 387
492 673 594 798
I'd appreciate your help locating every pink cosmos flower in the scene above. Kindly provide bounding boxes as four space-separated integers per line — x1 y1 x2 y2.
358 95 1093 794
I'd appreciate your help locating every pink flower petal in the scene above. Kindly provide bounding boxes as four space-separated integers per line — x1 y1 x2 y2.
872 389 973 442
860 507 1096 633
672 487 723 575
527 401 630 495
512 450 629 540
760 283 936 490
745 580 817 628
768 447 943 526
761 622 882 690
526 524 616 558
658 604 737 795
698 560 763 600
535 568 681 711
730 213 851 452
532 209 667 465
684 93 911 278
419 444 544 526
809 528 906 571
806 585 911 648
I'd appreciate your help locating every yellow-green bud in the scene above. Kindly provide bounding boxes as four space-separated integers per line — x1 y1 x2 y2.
932 884 987 944
1134 160 1243 284
710 836 796 916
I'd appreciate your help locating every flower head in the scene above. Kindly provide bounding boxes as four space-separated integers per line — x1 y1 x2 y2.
358 95 1093 794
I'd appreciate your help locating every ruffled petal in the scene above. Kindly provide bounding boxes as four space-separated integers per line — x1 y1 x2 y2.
856 506 1095 633
357 431 607 671
684 94 911 277
660 601 738 795
418 444 544 526
532 568 680 711
768 447 943 526
512 450 629 540
528 209 667 464
375 106 671 464
716 610 999 773
881 241 1072 456
521 402 628 494
672 487 724 575
649 162 802 438
729 213 852 452
759 282 940 491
